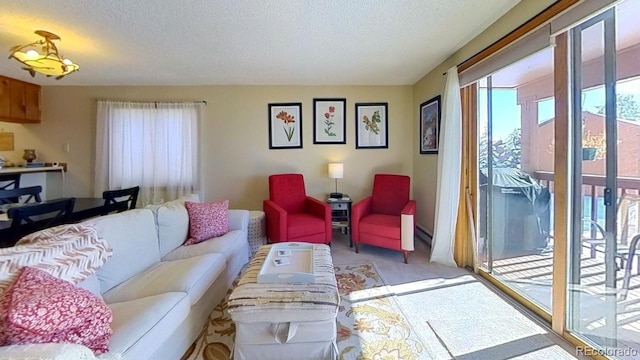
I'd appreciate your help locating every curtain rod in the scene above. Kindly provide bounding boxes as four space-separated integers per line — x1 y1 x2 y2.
150 100 207 105
100 100 207 105
439 3 577 79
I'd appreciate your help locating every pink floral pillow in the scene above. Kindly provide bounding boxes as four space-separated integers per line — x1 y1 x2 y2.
0 266 113 354
184 200 230 245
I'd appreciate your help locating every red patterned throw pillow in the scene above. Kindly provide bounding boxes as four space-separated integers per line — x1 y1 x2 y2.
184 200 230 245
0 266 112 354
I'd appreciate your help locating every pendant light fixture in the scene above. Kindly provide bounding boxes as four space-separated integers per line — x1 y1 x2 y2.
9 30 79 79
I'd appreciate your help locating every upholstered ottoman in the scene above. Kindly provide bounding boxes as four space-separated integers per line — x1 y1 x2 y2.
228 244 339 360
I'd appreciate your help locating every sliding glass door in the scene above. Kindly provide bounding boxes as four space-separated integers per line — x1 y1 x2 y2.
477 46 555 313
567 4 640 357
465 0 640 358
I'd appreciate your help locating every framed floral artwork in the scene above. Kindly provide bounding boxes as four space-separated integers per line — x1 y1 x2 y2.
313 98 346 144
268 103 302 149
419 95 441 154
355 103 388 149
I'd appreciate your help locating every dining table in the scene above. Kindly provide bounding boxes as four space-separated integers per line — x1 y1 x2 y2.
0 197 108 224
0 198 112 247
68 197 113 222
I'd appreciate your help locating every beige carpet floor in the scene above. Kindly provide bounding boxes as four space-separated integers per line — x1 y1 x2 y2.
182 231 588 360
182 261 430 360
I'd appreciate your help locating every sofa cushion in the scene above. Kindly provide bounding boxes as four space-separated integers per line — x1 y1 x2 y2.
184 200 230 245
163 229 246 262
108 292 189 357
0 343 114 360
103 253 226 305
76 274 103 299
83 209 161 293
145 194 200 258
0 224 112 295
0 267 112 354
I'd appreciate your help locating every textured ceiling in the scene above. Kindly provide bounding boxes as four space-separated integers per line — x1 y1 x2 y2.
0 0 520 86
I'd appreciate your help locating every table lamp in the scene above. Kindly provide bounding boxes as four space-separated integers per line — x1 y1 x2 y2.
328 163 344 199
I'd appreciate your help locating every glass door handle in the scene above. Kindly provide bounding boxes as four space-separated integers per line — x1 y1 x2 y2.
604 188 612 206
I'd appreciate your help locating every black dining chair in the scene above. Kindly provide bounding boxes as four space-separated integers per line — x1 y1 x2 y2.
102 186 140 214
0 173 21 190
0 174 22 203
0 186 43 205
5 197 76 246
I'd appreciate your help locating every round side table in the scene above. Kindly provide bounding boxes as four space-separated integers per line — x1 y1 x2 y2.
248 210 267 256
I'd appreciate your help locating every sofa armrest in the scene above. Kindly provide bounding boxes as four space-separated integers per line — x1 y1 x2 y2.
351 196 372 243
306 196 332 244
401 200 416 251
228 209 250 231
306 196 330 220
0 342 118 360
401 200 416 216
264 200 287 243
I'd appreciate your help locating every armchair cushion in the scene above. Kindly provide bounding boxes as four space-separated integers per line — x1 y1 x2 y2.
288 214 327 239
371 174 410 216
268 174 307 213
360 214 401 239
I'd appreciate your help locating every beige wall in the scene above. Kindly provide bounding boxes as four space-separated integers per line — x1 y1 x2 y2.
411 0 555 234
2 85 413 211
1 0 557 232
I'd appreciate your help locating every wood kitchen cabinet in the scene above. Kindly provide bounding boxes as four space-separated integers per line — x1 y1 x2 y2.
0 78 9 118
0 75 41 123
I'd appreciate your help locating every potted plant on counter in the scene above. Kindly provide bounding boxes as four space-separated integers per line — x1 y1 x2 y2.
582 130 605 161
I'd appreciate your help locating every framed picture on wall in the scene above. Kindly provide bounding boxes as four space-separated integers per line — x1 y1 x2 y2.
419 95 441 154
313 98 346 144
268 103 302 149
355 102 388 149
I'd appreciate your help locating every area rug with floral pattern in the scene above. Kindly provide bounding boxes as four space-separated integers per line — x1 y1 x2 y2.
182 262 430 360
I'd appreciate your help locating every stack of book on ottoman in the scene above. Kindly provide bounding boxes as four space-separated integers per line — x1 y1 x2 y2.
228 242 339 360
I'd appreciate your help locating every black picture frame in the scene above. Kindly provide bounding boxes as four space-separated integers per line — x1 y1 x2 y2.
355 102 388 149
419 95 441 154
313 98 346 144
268 103 303 149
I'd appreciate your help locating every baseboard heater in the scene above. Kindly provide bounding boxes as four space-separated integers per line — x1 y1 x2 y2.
416 225 432 245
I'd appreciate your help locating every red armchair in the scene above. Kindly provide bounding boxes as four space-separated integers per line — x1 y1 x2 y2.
352 174 416 263
263 174 332 244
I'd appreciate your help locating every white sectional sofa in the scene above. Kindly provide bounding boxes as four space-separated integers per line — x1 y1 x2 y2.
0 196 251 360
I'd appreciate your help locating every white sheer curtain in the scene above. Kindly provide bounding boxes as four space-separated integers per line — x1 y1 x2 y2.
430 66 462 267
95 101 202 205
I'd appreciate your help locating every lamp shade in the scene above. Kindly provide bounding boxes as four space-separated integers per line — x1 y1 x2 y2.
328 163 343 179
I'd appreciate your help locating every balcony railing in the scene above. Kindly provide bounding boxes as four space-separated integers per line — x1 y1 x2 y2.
533 170 640 241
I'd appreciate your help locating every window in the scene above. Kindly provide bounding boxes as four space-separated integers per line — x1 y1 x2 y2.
537 97 554 124
95 101 202 205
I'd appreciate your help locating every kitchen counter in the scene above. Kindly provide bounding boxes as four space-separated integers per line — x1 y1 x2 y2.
0 166 65 174
0 166 65 200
